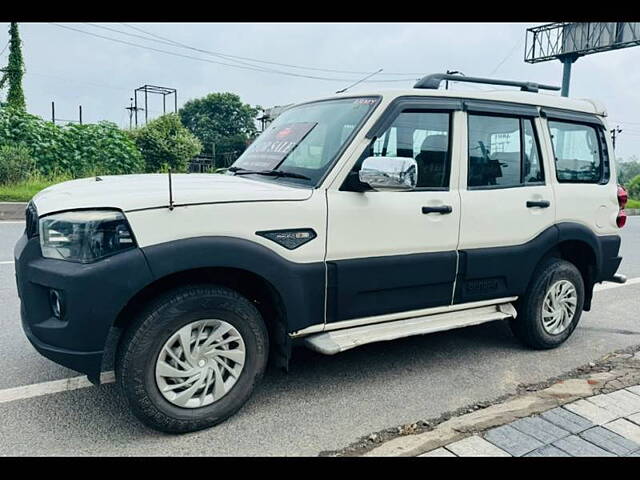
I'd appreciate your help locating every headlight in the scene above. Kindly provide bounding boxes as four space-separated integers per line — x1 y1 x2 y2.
39 210 136 263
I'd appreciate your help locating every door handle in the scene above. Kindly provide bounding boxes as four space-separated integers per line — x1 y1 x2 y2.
422 205 453 214
526 200 550 208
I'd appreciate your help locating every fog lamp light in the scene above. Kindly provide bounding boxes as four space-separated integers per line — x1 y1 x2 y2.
49 289 64 319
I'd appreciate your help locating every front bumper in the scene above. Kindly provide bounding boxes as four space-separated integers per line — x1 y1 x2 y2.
14 232 154 382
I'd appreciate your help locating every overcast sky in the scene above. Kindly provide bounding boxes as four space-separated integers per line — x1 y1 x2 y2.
2 22 640 160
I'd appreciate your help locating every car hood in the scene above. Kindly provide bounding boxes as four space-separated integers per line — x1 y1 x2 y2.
32 173 313 216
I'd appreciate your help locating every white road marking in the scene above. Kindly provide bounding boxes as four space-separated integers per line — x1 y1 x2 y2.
0 261 14 265
594 277 640 292
0 221 25 224
0 371 115 404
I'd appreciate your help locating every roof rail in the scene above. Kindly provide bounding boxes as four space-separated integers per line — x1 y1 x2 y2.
414 73 561 93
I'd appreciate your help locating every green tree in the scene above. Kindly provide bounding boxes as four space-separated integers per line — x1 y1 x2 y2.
132 113 202 173
179 92 258 157
628 174 640 200
0 23 26 110
617 156 640 186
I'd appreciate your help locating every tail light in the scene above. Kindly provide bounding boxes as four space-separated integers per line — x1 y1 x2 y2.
617 185 628 228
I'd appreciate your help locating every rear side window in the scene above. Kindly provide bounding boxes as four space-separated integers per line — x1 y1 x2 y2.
547 120 610 184
467 114 544 188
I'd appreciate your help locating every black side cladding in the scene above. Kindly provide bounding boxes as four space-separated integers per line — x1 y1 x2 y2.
454 222 622 305
141 236 326 333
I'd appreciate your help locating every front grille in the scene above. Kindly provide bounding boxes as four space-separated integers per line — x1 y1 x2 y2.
25 202 39 239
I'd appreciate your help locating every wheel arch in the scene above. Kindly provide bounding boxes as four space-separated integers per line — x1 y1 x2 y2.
101 236 326 373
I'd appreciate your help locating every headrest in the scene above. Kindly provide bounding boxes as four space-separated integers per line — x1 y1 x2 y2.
420 134 448 153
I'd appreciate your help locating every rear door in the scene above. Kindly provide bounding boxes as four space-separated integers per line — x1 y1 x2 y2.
455 102 556 303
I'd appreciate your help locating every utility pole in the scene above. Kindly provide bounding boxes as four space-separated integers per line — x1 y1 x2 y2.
611 125 622 150
126 97 143 130
79 105 83 125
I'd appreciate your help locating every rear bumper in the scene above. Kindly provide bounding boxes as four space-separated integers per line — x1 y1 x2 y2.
14 233 154 382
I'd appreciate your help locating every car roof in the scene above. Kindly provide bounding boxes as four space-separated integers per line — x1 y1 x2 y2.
307 88 607 117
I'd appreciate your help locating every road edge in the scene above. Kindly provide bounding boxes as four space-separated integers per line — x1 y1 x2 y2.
325 345 640 457
0 202 27 221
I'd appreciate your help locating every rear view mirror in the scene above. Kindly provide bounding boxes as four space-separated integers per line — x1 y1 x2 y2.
359 156 417 192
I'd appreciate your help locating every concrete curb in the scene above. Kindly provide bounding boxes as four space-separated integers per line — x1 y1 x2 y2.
363 372 620 457
0 202 27 221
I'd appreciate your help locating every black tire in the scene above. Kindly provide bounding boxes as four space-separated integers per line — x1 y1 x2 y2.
510 257 584 350
115 284 269 434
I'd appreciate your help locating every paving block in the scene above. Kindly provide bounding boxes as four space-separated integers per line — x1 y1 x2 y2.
524 445 571 457
541 407 595 434
627 385 640 397
510 416 570 444
586 390 640 417
628 413 640 426
446 435 511 457
483 424 544 457
604 418 640 444
563 399 619 425
418 447 456 457
579 426 640 455
552 435 616 457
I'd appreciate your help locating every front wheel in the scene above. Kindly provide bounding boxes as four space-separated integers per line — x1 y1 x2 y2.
510 258 585 350
116 285 269 433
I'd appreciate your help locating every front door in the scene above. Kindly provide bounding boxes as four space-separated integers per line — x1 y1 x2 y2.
325 108 463 324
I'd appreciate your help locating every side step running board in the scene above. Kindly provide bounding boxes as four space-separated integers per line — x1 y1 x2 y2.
303 303 517 355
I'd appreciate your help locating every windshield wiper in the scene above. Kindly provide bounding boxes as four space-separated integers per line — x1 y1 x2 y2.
228 167 311 181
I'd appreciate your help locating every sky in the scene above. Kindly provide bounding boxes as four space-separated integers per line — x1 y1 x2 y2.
2 22 640 160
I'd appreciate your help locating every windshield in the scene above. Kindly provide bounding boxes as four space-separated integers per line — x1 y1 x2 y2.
229 97 379 186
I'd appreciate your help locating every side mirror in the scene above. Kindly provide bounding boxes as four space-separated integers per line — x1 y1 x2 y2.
359 156 417 192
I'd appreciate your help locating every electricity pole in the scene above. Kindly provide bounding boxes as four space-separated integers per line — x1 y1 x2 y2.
125 97 143 130
611 125 622 150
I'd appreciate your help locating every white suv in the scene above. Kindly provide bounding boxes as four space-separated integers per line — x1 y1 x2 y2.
14 73 628 433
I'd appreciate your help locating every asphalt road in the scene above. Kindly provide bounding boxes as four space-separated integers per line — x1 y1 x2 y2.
0 219 639 456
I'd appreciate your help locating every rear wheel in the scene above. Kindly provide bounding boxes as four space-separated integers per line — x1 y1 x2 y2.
116 284 269 433
510 258 584 349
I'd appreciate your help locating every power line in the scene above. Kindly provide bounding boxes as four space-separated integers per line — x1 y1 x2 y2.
118 23 428 77
488 38 523 77
50 23 417 83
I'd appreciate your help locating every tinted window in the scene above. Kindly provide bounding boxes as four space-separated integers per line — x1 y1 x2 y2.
523 119 544 184
468 115 521 188
468 115 544 188
548 121 608 183
367 111 451 189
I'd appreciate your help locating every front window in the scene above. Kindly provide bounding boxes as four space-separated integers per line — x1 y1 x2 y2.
230 97 379 186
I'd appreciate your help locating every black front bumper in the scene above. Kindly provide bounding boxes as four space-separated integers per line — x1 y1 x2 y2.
14 233 154 382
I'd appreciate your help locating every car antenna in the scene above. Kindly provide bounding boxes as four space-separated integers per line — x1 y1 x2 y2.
335 68 383 94
168 168 174 211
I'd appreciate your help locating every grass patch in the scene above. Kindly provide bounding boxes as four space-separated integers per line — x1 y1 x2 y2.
628 198 640 209
0 176 70 202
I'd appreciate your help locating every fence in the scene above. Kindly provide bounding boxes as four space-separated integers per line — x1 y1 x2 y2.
188 151 239 173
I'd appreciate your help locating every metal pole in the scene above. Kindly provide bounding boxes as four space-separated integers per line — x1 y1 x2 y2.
79 105 83 125
51 101 55 123
163 94 166 114
134 92 138 127
560 55 578 97
174 91 177 113
144 88 148 124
